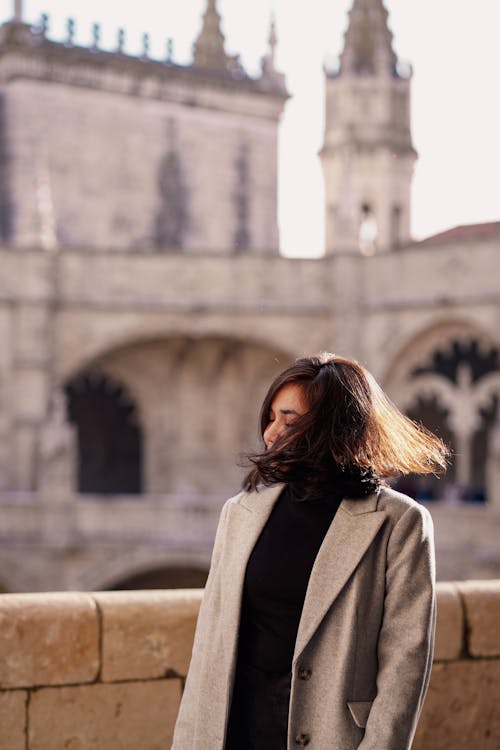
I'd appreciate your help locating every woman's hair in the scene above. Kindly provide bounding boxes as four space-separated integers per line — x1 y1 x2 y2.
243 352 449 498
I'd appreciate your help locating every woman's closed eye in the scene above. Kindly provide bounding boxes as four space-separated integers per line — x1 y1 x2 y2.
267 417 295 429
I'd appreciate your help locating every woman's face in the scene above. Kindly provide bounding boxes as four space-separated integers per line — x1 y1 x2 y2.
263 383 308 449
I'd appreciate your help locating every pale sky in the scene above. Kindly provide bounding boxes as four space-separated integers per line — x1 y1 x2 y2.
1 0 499 256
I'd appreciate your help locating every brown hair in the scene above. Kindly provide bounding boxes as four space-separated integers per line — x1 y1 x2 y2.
244 352 449 497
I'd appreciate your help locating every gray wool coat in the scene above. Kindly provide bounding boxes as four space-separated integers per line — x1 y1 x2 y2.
172 483 436 750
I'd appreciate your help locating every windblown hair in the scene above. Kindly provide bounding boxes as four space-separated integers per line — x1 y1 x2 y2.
244 353 449 498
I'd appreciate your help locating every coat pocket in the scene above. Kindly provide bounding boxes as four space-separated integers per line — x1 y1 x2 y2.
347 700 374 728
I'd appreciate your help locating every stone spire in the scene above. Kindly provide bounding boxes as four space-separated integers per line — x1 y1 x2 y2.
340 0 397 76
261 13 279 74
266 13 277 69
13 0 23 22
193 0 231 71
259 13 287 93
0 0 35 46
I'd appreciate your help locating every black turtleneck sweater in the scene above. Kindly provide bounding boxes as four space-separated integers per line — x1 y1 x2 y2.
237 484 342 675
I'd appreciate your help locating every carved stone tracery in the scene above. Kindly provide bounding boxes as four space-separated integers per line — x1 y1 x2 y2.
391 334 500 505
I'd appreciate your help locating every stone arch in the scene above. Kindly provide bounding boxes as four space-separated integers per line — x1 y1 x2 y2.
383 321 500 507
65 370 143 494
64 335 292 496
381 318 500 390
58 324 294 388
106 566 207 591
76 548 213 592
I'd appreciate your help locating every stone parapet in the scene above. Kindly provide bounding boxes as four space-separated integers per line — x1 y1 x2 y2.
0 590 193 749
94 590 200 682
0 592 99 689
411 580 500 750
28 681 181 750
0 583 498 749
433 582 463 661
0 20 288 105
457 579 500 657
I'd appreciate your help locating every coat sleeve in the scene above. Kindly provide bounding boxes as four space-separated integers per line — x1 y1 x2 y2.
357 502 436 750
171 496 234 749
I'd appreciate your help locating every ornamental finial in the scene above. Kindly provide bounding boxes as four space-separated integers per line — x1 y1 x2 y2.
268 12 277 66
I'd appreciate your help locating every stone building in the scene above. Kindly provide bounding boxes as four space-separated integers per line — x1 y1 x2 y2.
0 0 498 593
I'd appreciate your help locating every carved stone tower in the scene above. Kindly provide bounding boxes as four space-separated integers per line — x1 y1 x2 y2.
321 0 417 254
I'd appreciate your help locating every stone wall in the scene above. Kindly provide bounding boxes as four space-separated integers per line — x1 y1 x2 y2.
0 27 285 253
0 582 498 749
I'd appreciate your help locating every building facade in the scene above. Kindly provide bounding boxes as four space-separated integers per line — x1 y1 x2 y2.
0 0 499 592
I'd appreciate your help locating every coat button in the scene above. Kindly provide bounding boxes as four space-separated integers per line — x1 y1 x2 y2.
298 666 312 681
295 733 311 746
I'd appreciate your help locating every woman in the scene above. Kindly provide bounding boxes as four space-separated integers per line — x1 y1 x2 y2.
172 353 448 750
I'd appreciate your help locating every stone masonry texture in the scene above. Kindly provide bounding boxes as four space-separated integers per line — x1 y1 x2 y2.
0 690 26 750
28 680 182 750
94 589 201 681
0 593 99 688
0 585 499 748
458 580 500 657
412 660 500 750
434 582 463 660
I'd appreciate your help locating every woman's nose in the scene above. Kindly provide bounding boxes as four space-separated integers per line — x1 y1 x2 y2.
264 421 281 447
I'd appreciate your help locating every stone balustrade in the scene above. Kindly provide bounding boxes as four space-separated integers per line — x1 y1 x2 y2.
0 493 222 545
1 497 499 589
0 582 498 749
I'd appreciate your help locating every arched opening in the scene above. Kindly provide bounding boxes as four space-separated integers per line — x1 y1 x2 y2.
390 204 402 249
65 371 142 494
107 566 208 590
394 395 456 502
359 202 377 255
390 335 500 504
82 335 291 496
471 394 498 504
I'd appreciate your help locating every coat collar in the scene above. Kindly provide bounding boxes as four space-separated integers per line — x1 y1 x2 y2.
220 483 386 671
238 483 380 516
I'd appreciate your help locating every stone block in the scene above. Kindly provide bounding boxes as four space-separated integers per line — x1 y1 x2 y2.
0 690 27 750
0 593 99 688
12 368 47 420
13 304 50 363
93 590 202 682
458 580 500 657
434 582 463 660
28 680 182 750
413 659 500 750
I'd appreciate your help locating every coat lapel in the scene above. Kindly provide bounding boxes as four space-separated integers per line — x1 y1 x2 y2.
220 483 285 672
219 484 387 674
293 491 387 663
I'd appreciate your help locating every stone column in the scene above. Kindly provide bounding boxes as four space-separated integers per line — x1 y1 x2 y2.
454 429 472 493
38 389 77 547
486 423 500 511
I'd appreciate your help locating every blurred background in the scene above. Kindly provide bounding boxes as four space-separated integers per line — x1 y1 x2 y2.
0 0 499 593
